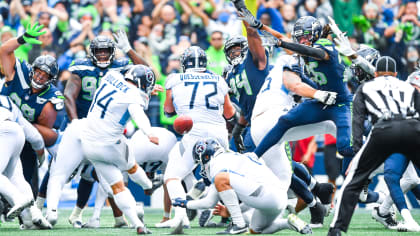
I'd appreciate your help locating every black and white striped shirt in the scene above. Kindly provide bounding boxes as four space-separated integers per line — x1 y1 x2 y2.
352 75 420 152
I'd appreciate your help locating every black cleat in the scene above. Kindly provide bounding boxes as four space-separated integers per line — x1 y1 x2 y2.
327 227 341 236
312 183 334 205
309 202 326 228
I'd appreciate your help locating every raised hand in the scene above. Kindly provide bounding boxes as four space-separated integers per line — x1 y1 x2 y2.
237 9 263 29
20 22 46 45
113 29 132 53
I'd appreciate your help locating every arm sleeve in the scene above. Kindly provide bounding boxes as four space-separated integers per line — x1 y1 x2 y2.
128 103 153 137
281 41 327 60
16 112 45 151
186 185 219 209
352 85 367 153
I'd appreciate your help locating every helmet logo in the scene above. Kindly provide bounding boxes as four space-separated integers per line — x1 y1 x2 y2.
194 143 205 156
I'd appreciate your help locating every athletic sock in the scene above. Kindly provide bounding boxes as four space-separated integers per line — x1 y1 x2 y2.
113 189 143 228
218 189 246 227
92 185 107 220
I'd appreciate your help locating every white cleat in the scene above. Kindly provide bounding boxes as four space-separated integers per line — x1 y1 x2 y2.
83 217 100 228
30 205 52 229
46 209 58 226
155 215 190 229
6 200 32 219
397 221 420 232
287 214 313 234
371 206 398 230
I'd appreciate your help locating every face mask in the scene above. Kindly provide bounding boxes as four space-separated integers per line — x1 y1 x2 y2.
408 55 418 63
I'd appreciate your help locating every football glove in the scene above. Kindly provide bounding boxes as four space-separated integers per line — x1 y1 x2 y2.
328 16 355 56
314 90 337 106
237 9 263 29
232 123 246 153
18 22 45 45
113 29 132 54
172 197 188 208
260 30 280 47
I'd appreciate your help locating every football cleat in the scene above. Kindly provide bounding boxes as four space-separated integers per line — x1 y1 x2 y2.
216 222 248 235
287 213 313 234
137 225 152 234
82 217 100 228
6 199 32 219
371 206 398 230
397 221 420 232
309 202 326 228
31 205 52 229
199 209 215 227
46 209 58 226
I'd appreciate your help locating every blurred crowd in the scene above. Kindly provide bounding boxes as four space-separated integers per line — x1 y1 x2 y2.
1 0 420 127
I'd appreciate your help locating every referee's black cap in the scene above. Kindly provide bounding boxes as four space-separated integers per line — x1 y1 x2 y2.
375 56 396 73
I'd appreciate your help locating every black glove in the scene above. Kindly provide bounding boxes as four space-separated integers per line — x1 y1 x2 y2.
232 123 246 153
224 112 239 134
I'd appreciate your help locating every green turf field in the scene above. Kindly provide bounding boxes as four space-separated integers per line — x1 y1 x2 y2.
1 208 419 235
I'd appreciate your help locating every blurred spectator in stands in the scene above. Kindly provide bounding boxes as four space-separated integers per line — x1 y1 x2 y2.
186 0 241 41
330 0 364 37
206 30 227 75
68 11 96 47
28 28 58 63
297 0 332 25
400 45 420 80
281 4 297 35
57 43 86 91
291 136 318 173
257 0 285 34
323 134 341 206
353 3 387 52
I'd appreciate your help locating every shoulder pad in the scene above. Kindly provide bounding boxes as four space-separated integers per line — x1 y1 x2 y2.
49 90 65 111
113 58 130 67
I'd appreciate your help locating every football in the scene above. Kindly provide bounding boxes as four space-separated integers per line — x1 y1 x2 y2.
173 115 193 135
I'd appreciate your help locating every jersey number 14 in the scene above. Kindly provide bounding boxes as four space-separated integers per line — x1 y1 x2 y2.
89 83 116 118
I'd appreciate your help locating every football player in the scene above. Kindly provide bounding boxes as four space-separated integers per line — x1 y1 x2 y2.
161 46 237 228
0 95 51 229
45 31 149 227
80 64 158 234
173 138 312 234
0 22 64 216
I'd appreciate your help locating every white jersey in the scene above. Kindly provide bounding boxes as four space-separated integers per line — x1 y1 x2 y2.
0 95 44 150
83 71 149 143
165 71 229 129
129 127 177 172
208 152 280 189
251 55 297 120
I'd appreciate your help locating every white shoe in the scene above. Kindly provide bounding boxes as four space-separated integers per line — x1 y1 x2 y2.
371 206 398 230
155 216 190 229
6 200 32 219
30 206 52 229
114 216 129 228
68 211 83 228
397 221 420 232
287 214 312 234
83 217 100 228
46 209 58 226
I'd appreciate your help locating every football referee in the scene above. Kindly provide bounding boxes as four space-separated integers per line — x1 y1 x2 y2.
328 56 420 236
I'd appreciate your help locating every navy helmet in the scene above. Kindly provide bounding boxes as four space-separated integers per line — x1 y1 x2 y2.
89 35 116 68
30 55 59 89
180 46 207 72
224 35 248 66
292 16 323 45
125 65 156 97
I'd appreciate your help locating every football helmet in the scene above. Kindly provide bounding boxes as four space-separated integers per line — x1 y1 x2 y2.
89 35 116 68
192 138 224 178
407 70 420 88
124 65 156 97
30 55 59 89
292 16 323 46
351 44 380 82
224 36 248 66
180 46 207 72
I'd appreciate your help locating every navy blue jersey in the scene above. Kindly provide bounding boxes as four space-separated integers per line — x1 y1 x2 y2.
226 50 271 123
1 58 64 123
305 39 352 103
68 58 130 118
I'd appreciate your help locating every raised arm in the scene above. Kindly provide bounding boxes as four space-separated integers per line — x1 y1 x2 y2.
244 22 267 70
64 74 81 121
